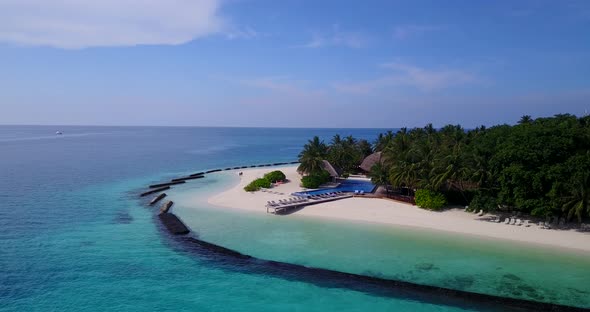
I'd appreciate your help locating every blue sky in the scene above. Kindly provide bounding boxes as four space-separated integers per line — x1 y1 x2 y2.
0 0 589 128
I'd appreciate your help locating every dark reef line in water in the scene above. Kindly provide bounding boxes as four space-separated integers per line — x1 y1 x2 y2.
143 161 299 194
154 214 586 312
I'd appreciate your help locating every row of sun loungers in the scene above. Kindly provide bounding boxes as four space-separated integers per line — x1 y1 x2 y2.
538 217 566 229
487 215 586 230
260 189 285 195
488 217 532 227
265 192 352 214
266 196 309 208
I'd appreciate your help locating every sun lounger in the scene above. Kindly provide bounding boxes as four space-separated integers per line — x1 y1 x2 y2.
523 220 531 227
504 218 510 224
516 219 523 226
477 210 484 216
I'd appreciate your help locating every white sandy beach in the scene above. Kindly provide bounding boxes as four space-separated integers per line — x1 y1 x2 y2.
207 165 590 253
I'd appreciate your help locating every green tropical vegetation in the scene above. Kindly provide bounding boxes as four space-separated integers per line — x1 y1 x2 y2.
301 170 332 189
414 189 447 211
297 114 590 221
297 136 328 175
264 170 286 183
298 135 374 187
244 170 286 192
244 177 272 192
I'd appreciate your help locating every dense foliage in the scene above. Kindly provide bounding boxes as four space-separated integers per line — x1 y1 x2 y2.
264 170 286 183
297 136 329 175
244 178 272 192
297 114 590 221
414 189 446 211
326 135 372 175
371 114 590 221
297 135 373 187
468 191 498 212
301 170 331 189
298 135 373 176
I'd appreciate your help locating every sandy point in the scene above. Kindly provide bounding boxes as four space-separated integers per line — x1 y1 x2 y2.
206 165 590 253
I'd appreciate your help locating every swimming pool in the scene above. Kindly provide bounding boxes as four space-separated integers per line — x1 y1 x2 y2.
294 179 377 196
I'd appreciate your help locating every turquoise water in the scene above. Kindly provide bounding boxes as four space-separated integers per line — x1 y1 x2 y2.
1 126 589 311
172 173 590 308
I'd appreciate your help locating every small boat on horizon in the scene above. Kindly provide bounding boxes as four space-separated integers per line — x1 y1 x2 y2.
56 131 63 135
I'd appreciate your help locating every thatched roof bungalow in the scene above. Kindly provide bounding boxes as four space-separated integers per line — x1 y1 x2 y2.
359 151 383 172
297 160 341 178
321 160 340 178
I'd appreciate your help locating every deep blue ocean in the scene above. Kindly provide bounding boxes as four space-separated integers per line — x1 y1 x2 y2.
1 125 589 312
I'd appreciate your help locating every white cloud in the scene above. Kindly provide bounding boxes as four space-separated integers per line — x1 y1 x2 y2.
0 0 226 48
333 62 478 93
298 25 367 48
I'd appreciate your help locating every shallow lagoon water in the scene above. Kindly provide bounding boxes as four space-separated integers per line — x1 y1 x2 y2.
1 125 589 311
171 172 590 309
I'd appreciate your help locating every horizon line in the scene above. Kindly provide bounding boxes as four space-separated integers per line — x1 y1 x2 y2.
0 123 405 130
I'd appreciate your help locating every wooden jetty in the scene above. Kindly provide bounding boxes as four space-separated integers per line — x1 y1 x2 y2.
266 194 353 214
149 193 167 205
158 213 190 235
149 180 186 188
140 186 170 197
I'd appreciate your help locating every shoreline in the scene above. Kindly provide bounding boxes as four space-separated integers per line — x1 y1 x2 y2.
206 165 590 253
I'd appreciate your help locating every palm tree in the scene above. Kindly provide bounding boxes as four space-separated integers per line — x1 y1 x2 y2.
518 115 533 124
369 162 389 187
331 134 342 146
327 134 361 173
357 139 373 158
469 153 494 189
562 152 590 222
374 130 395 152
298 136 328 175
562 176 590 222
431 144 471 202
